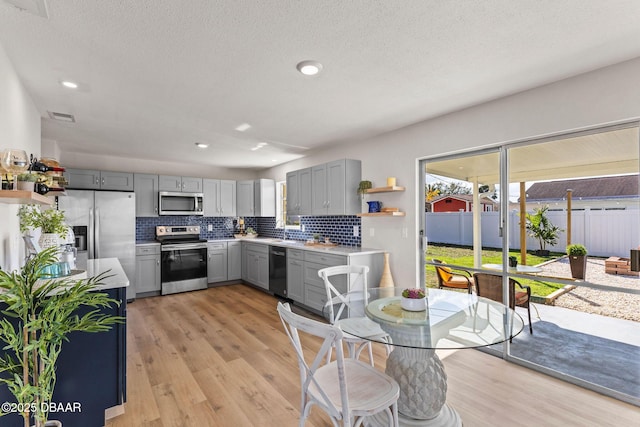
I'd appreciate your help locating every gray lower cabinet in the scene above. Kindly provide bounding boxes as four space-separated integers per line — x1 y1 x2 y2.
207 242 228 283
286 248 305 303
303 252 347 312
244 242 269 290
65 169 134 191
227 241 242 280
135 244 161 295
134 173 159 216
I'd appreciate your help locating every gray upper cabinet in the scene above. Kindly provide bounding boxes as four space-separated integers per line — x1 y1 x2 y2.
203 179 236 217
159 175 203 193
254 179 275 217
65 169 134 191
134 173 159 217
236 180 254 216
310 159 361 215
237 179 275 217
286 168 311 216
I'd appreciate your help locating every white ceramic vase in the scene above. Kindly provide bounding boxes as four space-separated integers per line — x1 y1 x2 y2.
38 232 59 251
401 297 427 311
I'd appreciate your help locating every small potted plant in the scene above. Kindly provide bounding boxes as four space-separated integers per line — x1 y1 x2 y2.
401 288 427 311
16 172 39 192
567 243 588 279
245 227 258 238
313 233 321 244
357 180 372 198
18 205 68 250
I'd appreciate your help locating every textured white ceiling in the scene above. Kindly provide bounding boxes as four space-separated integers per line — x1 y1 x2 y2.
1 0 640 170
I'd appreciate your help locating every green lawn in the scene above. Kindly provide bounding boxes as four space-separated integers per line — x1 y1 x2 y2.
425 244 565 297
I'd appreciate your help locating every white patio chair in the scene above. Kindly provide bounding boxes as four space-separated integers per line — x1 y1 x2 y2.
319 265 392 367
277 302 399 427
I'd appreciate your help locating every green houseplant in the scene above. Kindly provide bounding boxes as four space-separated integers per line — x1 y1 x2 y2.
525 206 563 256
0 247 124 427
567 243 588 279
357 180 372 197
17 205 68 251
16 173 39 192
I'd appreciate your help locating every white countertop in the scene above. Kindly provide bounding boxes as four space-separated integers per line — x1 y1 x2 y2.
86 258 130 289
212 237 384 256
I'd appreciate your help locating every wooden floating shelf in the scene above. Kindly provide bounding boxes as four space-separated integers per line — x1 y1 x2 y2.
357 211 406 217
365 186 406 194
0 190 54 205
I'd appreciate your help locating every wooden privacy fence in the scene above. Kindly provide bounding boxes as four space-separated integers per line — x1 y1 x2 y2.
426 209 640 258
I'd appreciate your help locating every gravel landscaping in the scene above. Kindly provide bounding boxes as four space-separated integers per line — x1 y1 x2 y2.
538 257 640 322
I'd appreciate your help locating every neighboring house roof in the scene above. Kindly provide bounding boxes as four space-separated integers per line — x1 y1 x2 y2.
524 175 639 201
430 194 497 205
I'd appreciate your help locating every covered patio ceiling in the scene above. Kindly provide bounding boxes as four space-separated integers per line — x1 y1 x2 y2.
426 126 640 185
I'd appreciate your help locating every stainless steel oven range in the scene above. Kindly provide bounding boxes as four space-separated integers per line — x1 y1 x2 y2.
156 225 208 295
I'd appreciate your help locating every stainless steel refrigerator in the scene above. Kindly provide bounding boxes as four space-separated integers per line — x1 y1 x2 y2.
59 190 136 300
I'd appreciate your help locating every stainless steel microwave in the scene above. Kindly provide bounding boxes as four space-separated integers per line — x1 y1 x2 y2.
159 191 204 216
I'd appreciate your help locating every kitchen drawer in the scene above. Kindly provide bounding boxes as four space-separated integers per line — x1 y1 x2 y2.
136 245 160 255
304 261 347 293
207 241 227 250
304 283 328 314
288 248 304 260
243 242 268 254
304 251 346 266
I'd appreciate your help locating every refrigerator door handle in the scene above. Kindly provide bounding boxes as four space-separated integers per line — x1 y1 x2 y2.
95 207 100 259
89 207 95 259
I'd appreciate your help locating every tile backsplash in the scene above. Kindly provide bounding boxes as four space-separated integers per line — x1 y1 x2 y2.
136 215 361 246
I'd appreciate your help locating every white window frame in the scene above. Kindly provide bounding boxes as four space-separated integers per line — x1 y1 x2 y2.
276 180 301 230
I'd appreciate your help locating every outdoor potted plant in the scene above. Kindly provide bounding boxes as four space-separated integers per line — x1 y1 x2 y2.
525 205 563 256
401 288 427 311
16 172 39 192
0 247 124 427
18 205 68 251
567 243 588 279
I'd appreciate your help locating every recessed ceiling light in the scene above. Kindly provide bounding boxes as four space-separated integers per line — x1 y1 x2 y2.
272 159 277 162
235 123 251 132
195 143 209 149
61 80 78 89
257 142 268 147
296 60 323 76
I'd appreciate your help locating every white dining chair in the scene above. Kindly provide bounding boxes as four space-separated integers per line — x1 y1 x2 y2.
319 265 392 366
277 301 400 427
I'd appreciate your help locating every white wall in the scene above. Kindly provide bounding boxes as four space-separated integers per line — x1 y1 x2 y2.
264 57 640 287
0 42 41 271
58 149 260 180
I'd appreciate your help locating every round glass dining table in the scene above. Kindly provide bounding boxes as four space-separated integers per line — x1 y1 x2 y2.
331 287 524 427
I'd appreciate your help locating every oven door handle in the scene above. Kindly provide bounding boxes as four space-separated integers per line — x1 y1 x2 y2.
161 243 208 251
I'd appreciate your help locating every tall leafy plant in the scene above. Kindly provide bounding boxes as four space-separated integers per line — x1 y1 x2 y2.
525 205 563 252
0 247 124 427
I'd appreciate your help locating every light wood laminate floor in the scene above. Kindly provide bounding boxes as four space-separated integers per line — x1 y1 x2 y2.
106 284 639 427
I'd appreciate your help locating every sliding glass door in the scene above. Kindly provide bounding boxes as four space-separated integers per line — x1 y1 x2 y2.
420 122 640 406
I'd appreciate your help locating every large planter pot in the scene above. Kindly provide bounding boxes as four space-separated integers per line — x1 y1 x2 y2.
32 420 63 427
569 255 587 279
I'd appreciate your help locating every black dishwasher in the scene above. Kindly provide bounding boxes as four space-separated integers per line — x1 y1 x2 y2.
269 246 288 298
